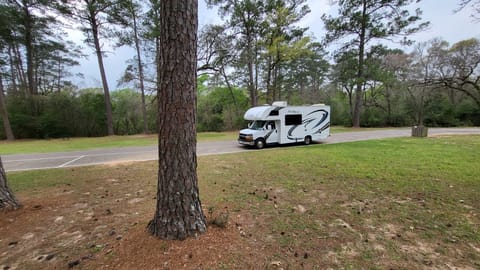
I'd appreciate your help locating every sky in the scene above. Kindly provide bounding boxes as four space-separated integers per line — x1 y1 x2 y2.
70 0 479 89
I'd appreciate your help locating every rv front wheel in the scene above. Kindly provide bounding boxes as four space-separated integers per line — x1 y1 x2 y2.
304 136 312 145
255 138 265 149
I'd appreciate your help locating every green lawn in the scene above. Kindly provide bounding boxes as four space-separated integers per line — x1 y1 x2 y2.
0 127 401 155
6 135 480 269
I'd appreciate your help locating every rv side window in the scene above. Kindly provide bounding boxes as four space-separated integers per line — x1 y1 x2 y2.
285 114 302 125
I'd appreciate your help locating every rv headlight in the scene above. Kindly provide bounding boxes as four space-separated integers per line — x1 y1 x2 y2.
245 134 253 141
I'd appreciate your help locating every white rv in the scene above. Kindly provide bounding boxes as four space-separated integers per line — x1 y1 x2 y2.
238 101 330 149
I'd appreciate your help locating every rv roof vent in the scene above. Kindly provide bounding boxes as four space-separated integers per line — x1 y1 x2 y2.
272 101 287 107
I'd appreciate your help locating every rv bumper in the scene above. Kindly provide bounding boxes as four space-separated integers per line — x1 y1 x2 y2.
238 139 255 146
238 133 254 146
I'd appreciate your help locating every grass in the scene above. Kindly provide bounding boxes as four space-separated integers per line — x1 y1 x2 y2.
6 135 480 269
0 127 403 155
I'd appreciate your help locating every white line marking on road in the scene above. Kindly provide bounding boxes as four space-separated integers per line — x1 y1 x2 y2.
58 155 85 168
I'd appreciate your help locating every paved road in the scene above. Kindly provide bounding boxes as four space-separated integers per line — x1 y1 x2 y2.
3 127 480 172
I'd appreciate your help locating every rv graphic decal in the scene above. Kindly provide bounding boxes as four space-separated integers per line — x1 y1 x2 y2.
263 129 275 141
287 109 329 141
314 122 330 134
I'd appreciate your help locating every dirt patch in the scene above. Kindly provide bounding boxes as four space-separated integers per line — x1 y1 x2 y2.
2 156 480 269
97 219 245 270
0 166 258 270
0 166 274 270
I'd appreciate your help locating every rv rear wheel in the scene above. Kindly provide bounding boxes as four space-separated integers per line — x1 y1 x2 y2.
304 136 312 145
255 138 265 149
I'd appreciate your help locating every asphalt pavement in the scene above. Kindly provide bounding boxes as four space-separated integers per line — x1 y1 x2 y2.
3 127 480 172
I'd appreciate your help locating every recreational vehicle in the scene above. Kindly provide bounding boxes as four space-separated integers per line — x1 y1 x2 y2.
238 101 330 149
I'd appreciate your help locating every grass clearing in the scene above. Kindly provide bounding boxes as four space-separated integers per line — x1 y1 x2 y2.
2 135 479 269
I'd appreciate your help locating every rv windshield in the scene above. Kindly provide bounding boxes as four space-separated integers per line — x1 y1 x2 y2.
249 121 266 130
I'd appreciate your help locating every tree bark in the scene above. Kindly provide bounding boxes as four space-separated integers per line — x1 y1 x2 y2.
88 6 115 136
148 0 207 240
0 75 15 141
0 157 20 210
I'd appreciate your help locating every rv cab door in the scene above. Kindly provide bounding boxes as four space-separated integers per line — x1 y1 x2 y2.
265 121 279 144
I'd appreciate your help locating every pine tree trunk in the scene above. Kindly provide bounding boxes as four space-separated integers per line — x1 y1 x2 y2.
0 75 15 140
0 157 20 210
352 0 368 128
148 0 207 240
132 10 149 134
89 10 114 136
247 35 257 106
8 46 18 93
22 2 37 96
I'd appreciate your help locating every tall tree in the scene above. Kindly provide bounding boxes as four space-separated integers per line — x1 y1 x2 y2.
262 0 310 103
436 38 480 109
64 0 115 135
142 0 161 105
12 0 37 96
332 49 358 121
0 7 15 140
360 45 406 125
0 156 20 210
198 24 241 112
322 0 429 127
207 0 264 106
2 0 76 96
0 73 15 140
34 39 83 94
404 41 438 126
379 50 410 125
109 0 149 134
148 0 207 240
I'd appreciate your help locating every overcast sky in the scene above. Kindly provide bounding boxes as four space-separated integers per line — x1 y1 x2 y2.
71 0 479 89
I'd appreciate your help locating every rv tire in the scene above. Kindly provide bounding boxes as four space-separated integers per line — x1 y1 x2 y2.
255 138 265 149
304 136 312 145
